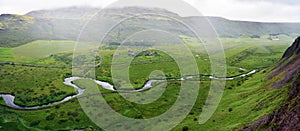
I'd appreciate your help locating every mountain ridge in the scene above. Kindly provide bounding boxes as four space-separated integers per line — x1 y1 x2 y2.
1 6 300 47
282 37 300 58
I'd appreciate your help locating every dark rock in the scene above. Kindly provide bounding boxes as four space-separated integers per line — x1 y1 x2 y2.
240 38 300 130
282 37 300 58
0 14 13 17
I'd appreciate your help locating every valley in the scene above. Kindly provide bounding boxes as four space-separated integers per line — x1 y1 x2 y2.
0 35 294 130
0 6 299 131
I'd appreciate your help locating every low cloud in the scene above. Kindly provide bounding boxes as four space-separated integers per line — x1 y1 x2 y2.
238 0 300 5
0 0 300 22
191 0 300 22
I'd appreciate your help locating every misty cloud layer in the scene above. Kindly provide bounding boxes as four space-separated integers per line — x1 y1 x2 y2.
0 0 300 22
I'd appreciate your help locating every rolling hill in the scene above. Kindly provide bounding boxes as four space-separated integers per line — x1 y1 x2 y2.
0 6 299 130
1 6 300 47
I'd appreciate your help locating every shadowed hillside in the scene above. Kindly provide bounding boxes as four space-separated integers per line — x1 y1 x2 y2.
241 37 300 130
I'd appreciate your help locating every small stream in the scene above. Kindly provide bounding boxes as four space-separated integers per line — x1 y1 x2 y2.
0 70 257 109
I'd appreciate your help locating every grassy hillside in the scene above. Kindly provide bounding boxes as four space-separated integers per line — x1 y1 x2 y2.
240 37 300 130
0 40 97 64
0 32 296 130
0 48 14 62
173 71 288 130
14 40 76 59
0 14 54 47
0 7 300 47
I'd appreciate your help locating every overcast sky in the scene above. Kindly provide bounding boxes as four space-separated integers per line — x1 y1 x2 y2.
0 0 300 22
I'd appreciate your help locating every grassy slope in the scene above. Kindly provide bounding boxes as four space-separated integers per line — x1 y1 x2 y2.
174 71 288 130
0 65 75 107
219 37 290 70
0 48 14 62
0 40 98 65
13 40 76 63
0 37 293 130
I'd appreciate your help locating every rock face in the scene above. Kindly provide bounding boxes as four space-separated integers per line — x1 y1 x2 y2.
282 37 300 58
241 76 300 131
240 37 300 130
268 37 300 89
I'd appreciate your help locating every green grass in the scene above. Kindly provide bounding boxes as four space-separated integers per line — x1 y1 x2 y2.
13 40 76 62
68 70 288 131
11 40 97 63
0 37 293 130
217 37 290 70
0 48 14 62
0 65 75 107
173 72 288 130
73 79 182 118
72 78 210 130
0 97 6 106
1 101 102 130
0 110 30 131
34 52 74 67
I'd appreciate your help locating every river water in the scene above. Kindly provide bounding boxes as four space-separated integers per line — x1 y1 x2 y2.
0 70 257 109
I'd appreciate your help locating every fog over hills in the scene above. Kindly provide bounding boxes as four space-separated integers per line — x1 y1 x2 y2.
1 5 300 131
1 6 300 47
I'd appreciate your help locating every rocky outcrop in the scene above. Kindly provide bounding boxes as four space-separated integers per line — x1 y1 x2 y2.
240 37 300 130
282 37 300 58
268 37 300 89
241 75 300 130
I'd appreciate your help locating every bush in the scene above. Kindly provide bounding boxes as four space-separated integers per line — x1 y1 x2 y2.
135 114 143 119
58 119 68 124
189 111 194 115
30 120 41 126
182 126 189 131
46 113 55 120
67 111 78 117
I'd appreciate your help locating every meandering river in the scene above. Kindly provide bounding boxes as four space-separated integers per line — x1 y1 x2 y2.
0 70 257 109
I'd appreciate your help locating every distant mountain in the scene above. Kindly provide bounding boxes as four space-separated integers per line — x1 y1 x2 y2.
1 6 300 47
188 17 300 38
241 37 300 130
26 7 100 19
0 14 50 47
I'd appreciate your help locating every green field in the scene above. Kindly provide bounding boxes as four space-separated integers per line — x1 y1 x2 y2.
0 40 96 64
0 37 293 130
0 48 14 62
0 65 74 107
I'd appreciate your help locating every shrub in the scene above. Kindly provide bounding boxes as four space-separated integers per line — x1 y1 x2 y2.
67 111 78 117
182 126 189 131
189 111 194 115
46 113 55 120
30 120 41 126
58 119 68 124
135 114 143 119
